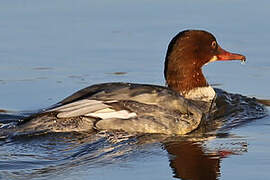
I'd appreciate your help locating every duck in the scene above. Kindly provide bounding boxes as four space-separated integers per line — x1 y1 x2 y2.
11 29 266 136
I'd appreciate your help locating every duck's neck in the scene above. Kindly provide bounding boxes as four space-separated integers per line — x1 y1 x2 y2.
165 66 216 102
166 67 207 93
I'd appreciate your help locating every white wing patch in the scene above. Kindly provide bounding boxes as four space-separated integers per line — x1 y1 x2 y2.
48 99 137 119
56 103 110 118
86 110 137 119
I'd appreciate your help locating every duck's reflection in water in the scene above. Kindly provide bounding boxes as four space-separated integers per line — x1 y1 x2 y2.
162 137 247 180
165 140 220 180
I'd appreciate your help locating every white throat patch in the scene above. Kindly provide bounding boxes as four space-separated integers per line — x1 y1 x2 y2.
184 86 216 102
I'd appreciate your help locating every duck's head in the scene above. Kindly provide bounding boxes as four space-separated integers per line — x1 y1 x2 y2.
164 30 245 99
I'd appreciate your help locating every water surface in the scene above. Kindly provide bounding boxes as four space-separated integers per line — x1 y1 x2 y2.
1 0 270 179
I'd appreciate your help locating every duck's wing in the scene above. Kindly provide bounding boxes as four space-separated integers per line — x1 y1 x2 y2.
45 83 203 135
57 82 200 114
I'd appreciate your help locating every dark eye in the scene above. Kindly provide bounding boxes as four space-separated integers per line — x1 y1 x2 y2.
211 41 217 49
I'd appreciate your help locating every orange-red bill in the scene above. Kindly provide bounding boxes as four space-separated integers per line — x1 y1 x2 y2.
216 45 246 62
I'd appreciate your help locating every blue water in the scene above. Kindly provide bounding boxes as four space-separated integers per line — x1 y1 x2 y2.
1 0 270 179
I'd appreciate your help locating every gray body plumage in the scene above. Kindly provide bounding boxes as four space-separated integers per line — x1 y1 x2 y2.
16 83 204 135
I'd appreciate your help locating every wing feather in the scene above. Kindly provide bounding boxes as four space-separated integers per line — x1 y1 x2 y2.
49 99 102 112
56 103 110 118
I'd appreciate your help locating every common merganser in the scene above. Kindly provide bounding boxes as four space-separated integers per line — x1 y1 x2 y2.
12 30 266 135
